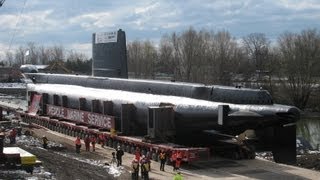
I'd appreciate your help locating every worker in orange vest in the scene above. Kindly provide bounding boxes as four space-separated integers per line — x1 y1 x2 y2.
171 150 177 171
75 136 81 154
175 151 183 171
84 135 91 151
9 128 17 144
99 134 105 148
135 147 141 162
91 135 96 152
159 150 167 171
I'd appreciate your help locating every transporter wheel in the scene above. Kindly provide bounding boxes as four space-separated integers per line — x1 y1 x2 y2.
125 144 131 153
130 146 135 154
141 149 146 156
81 132 86 139
113 141 117 149
65 128 68 135
61 127 65 134
152 152 158 161
108 139 113 147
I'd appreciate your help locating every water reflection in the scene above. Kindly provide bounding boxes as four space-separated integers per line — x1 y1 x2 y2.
297 118 320 150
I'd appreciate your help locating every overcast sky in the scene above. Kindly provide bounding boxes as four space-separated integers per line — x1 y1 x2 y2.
0 0 319 59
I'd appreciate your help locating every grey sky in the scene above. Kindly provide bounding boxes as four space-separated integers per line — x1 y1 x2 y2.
0 0 319 58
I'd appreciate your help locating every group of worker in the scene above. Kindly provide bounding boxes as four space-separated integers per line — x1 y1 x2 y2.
131 148 183 180
131 147 152 180
73 135 183 179
74 134 104 153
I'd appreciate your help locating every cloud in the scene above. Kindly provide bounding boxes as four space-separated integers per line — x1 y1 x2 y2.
277 0 320 10
134 2 160 14
69 12 115 29
0 9 60 37
67 43 92 58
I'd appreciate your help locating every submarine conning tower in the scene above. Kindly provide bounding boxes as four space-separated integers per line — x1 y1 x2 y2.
25 73 273 105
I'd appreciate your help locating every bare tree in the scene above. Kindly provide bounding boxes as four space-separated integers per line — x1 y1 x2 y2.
38 45 50 64
242 33 271 86
158 35 174 75
141 40 157 78
127 40 143 77
14 46 26 67
49 45 65 62
5 51 14 66
209 30 240 85
278 29 320 109
168 27 206 82
26 42 38 64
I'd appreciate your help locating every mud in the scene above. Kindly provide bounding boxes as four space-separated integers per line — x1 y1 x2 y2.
0 135 130 180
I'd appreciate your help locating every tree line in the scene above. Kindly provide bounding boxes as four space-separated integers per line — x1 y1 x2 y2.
127 28 320 111
1 42 91 74
0 27 319 111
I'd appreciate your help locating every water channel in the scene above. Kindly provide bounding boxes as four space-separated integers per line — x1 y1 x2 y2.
297 117 320 150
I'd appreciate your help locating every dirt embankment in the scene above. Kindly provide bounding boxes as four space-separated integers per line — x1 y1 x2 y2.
1 131 131 180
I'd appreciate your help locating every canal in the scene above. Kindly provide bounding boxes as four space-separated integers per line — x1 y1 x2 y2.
297 116 320 150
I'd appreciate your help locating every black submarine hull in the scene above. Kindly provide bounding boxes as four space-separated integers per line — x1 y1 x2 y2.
26 73 300 164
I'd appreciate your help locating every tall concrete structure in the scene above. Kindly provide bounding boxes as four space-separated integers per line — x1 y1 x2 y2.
92 29 128 78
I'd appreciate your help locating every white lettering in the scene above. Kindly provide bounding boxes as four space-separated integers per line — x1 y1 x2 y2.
46 105 113 129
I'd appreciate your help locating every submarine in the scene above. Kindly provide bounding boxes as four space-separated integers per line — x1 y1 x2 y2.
24 72 300 164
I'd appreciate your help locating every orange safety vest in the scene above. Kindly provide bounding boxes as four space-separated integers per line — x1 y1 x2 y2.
177 152 182 159
159 152 166 160
171 152 177 161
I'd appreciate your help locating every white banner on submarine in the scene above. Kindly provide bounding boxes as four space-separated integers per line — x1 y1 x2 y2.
46 104 115 130
95 31 117 44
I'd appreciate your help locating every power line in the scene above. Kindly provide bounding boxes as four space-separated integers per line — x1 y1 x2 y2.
8 0 28 52
0 0 5 7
